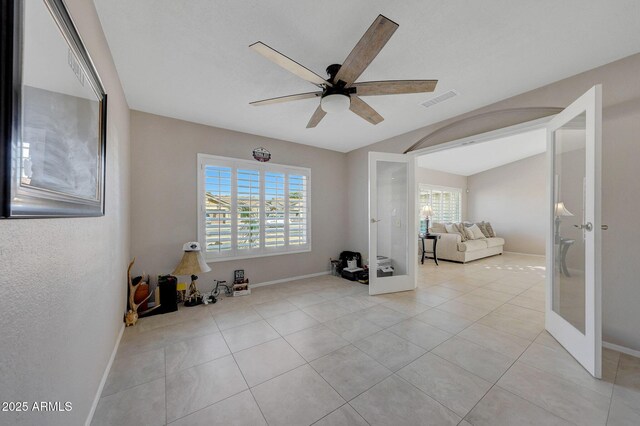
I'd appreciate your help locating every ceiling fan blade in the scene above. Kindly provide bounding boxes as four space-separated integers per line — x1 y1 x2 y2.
334 15 398 86
353 80 438 96
250 42 332 87
349 95 383 125
250 92 322 106
306 105 326 128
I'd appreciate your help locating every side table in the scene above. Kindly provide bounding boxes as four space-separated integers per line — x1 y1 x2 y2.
420 234 441 265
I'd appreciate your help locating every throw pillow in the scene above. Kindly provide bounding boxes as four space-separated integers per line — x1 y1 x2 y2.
455 223 468 241
469 223 486 239
476 222 491 238
485 222 496 237
445 223 457 233
463 225 476 240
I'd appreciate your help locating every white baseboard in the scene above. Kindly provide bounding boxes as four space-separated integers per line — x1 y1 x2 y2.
503 251 545 258
85 324 125 426
603 341 640 359
252 271 331 288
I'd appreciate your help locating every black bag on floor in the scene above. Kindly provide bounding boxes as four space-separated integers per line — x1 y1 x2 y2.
338 251 362 273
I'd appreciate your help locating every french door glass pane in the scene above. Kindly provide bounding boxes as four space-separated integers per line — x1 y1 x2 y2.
376 161 408 276
552 112 587 334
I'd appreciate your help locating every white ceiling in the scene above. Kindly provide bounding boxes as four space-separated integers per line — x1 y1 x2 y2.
94 0 640 153
417 129 547 176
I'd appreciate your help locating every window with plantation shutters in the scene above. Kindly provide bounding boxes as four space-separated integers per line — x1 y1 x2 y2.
419 184 462 230
198 154 311 261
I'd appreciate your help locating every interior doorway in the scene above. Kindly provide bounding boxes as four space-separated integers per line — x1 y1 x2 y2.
402 85 602 378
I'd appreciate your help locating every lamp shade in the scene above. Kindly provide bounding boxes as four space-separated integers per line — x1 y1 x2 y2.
172 250 211 275
320 94 351 113
555 201 574 217
421 205 434 217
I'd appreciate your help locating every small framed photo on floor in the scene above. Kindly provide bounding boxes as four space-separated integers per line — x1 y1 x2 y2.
1 0 107 218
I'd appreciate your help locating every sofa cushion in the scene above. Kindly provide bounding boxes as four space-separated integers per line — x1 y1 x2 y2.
457 239 489 252
485 237 505 248
431 222 447 233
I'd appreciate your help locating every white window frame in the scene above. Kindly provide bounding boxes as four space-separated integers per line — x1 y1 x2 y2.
418 184 462 223
198 154 311 262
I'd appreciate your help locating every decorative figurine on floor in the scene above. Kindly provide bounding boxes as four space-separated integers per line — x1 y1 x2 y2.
125 258 152 326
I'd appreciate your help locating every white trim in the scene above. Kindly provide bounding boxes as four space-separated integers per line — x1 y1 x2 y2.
503 251 545 258
206 247 311 262
251 271 331 288
603 341 640 359
418 183 463 193
85 324 125 426
409 116 554 158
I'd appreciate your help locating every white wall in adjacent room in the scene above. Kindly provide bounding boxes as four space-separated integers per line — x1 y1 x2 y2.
467 153 546 255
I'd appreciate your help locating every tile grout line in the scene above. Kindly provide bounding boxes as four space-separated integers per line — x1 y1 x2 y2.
457 329 548 424
604 351 622 426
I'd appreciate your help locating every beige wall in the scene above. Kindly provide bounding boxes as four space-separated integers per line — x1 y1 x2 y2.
130 111 348 291
347 53 640 351
416 167 468 221
0 1 130 425
467 154 546 255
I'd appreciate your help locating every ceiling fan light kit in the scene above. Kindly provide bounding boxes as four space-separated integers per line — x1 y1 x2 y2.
321 93 351 113
249 14 438 128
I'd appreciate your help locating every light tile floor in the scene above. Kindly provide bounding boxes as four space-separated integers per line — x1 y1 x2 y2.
92 253 640 425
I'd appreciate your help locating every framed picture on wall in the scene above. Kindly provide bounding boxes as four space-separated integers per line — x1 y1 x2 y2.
1 0 107 218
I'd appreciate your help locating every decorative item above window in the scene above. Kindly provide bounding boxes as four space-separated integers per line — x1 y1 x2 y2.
252 147 271 162
1 0 107 218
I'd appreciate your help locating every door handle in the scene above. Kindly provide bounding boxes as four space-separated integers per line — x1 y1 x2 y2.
573 222 593 232
601 225 609 230
370 218 381 224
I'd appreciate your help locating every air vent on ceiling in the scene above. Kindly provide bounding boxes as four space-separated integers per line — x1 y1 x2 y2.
421 90 458 109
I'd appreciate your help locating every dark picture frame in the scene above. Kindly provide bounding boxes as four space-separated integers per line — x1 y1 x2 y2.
1 0 107 218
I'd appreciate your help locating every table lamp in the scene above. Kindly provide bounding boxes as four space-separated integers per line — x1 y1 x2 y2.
554 201 574 243
421 205 434 235
172 242 211 306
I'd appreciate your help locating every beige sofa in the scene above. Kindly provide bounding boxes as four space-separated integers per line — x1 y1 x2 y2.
429 222 504 263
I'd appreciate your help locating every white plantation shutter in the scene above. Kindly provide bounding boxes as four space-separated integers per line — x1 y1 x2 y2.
288 174 308 246
198 154 311 261
236 169 261 250
265 172 286 248
203 165 232 254
419 184 462 223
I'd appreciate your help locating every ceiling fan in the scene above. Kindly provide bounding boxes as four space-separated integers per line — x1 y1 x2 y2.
249 14 438 128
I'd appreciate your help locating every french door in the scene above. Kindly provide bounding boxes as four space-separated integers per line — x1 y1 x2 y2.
368 152 416 295
546 85 602 377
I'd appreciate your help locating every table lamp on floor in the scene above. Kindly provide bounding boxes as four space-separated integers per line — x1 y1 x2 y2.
172 242 211 306
421 205 434 235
